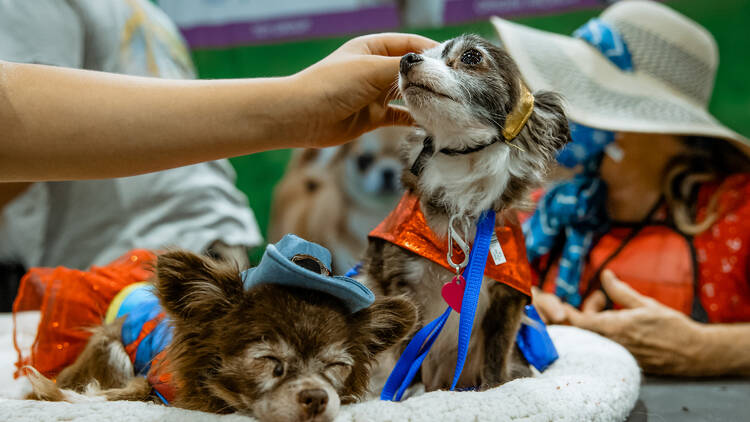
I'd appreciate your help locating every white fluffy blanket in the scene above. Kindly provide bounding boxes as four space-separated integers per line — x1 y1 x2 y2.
0 313 640 421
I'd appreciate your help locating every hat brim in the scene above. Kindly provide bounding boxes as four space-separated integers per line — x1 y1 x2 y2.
242 244 375 313
490 16 750 153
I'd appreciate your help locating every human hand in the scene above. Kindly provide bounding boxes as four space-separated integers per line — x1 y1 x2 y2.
532 286 568 324
287 33 438 148
532 281 609 324
565 269 708 375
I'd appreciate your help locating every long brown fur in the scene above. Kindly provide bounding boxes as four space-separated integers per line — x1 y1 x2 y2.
26 249 417 421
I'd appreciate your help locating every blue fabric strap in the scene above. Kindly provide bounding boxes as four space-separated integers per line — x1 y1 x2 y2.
344 262 362 278
380 306 452 401
517 305 559 372
573 18 634 71
153 389 170 406
452 209 495 389
381 210 496 400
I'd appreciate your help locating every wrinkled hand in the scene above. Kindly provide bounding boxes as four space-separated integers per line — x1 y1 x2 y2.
532 277 613 324
564 269 707 375
289 33 438 148
531 286 567 324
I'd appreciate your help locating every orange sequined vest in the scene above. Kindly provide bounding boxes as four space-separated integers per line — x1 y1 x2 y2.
369 193 532 296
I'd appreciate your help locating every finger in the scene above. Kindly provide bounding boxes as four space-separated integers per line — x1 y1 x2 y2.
363 56 401 93
532 288 566 324
347 33 439 57
582 290 607 313
601 269 649 309
563 304 614 335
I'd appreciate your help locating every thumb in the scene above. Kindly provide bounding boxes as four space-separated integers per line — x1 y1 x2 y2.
365 56 401 93
600 269 650 309
581 290 607 313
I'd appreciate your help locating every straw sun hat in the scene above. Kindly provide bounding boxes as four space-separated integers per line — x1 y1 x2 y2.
491 0 748 150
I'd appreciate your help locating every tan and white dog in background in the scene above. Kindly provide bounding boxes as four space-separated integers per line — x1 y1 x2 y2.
270 127 409 272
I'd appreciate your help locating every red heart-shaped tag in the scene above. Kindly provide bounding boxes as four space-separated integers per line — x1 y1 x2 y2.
441 275 466 313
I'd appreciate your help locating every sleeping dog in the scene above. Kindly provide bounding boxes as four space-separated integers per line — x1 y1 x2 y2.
359 34 570 391
24 236 417 422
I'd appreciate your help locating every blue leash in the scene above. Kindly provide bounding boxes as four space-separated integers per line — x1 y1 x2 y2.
379 209 559 401
381 209 496 400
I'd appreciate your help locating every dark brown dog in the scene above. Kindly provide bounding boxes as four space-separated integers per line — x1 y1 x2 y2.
27 250 417 422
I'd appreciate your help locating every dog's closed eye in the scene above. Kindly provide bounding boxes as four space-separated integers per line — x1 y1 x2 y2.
324 362 351 376
320 361 351 389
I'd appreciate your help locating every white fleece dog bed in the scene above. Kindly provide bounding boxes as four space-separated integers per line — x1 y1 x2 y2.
0 313 640 421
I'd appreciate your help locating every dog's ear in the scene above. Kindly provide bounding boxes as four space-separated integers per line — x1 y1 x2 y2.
296 148 320 166
353 296 418 356
154 249 243 322
519 91 571 153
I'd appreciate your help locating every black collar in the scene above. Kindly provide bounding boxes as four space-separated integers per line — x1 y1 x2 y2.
409 136 501 176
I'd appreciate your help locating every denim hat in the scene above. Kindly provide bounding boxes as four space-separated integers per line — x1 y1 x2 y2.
240 234 374 313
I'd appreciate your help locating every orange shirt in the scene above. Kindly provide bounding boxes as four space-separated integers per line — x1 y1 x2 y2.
13 250 157 378
534 174 750 323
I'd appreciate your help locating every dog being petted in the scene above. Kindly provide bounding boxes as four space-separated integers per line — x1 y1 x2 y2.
360 33 571 395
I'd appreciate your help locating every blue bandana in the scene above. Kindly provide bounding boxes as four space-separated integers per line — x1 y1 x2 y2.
523 157 608 306
557 123 615 168
556 17 629 169
523 18 634 305
572 18 634 72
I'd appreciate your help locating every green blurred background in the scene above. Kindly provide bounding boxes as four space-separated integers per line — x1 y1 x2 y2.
187 0 750 260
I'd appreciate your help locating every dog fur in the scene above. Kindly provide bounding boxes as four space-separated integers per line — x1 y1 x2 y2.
26 250 417 422
359 34 570 391
270 127 409 272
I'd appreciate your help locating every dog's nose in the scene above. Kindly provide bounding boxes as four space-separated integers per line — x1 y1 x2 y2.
400 53 423 74
298 388 328 417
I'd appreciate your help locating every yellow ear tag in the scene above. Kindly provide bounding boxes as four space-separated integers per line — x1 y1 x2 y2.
501 82 534 148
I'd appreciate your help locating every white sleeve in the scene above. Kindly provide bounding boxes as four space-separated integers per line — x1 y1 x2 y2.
0 0 84 67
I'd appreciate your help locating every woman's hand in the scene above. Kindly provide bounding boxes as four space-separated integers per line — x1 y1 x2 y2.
564 270 710 375
532 286 567 324
287 33 438 148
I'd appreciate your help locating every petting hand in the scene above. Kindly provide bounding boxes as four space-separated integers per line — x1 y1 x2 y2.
564 269 708 376
288 33 438 148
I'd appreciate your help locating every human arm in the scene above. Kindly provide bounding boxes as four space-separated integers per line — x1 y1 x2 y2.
0 33 437 182
564 270 750 376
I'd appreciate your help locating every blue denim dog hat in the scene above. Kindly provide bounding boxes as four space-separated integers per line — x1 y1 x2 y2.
240 234 375 313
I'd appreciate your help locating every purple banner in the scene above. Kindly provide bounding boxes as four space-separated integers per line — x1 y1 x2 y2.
181 5 400 49
444 0 604 23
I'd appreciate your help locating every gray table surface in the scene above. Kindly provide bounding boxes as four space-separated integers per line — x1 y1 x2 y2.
627 376 750 421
